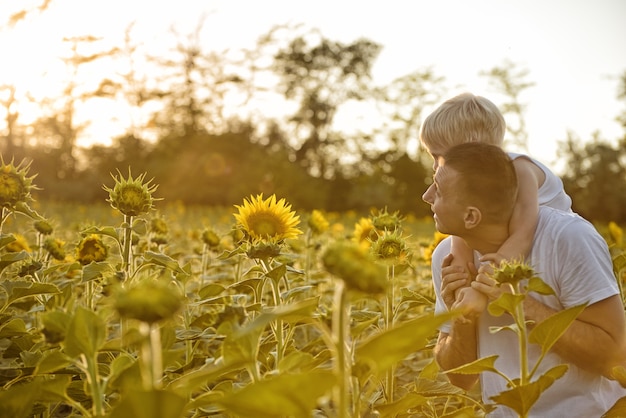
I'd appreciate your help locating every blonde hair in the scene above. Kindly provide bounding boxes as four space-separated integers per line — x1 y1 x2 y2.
420 92 506 151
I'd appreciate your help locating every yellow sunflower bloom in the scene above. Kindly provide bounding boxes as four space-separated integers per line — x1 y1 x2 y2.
353 217 376 247
233 194 302 242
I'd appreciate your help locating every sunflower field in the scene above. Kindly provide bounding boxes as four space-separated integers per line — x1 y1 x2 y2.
1 159 625 418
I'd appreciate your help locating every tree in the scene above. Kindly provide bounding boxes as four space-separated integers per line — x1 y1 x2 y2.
272 28 382 177
559 132 626 222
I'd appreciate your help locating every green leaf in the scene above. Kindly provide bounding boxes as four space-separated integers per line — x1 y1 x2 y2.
198 283 227 298
610 365 626 388
265 263 287 282
141 251 187 275
354 311 457 378
488 292 525 317
0 318 27 338
168 358 247 394
215 371 336 417
132 217 148 235
374 392 428 417
526 276 555 295
108 389 187 418
219 298 320 367
278 350 317 374
445 355 500 376
34 350 72 375
81 260 115 282
490 364 568 416
350 309 381 338
0 251 30 274
603 395 626 418
528 303 587 356
1 281 60 308
399 287 435 306
81 225 120 241
0 376 71 418
13 201 45 221
64 306 106 358
0 233 16 248
418 357 441 380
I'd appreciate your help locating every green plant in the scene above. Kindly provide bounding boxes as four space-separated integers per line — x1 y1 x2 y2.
445 260 586 417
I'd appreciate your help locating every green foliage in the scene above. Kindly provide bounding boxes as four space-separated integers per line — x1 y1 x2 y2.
0 169 622 417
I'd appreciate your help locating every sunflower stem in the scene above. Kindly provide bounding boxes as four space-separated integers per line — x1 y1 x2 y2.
122 214 134 279
333 280 352 418
384 265 395 402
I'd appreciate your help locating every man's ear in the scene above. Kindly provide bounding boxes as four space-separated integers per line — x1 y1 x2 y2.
464 206 481 229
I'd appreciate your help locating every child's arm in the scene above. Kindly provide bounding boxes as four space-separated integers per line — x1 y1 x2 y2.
450 235 474 271
495 158 544 261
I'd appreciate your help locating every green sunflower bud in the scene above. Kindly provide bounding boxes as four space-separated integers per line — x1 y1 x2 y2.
492 260 535 285
103 168 160 217
0 157 39 210
114 279 183 324
322 241 388 295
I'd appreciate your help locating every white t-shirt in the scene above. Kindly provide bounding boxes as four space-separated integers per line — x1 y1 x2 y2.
432 207 625 417
508 152 572 212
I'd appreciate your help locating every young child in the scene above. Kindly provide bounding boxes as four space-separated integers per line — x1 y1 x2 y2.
420 92 573 316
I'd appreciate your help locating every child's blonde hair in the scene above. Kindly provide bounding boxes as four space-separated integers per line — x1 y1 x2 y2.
420 92 506 150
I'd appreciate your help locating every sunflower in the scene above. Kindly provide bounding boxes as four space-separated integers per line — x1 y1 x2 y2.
307 209 330 235
353 217 376 247
76 234 108 265
370 207 403 232
233 194 302 242
0 157 38 210
322 240 387 294
422 231 449 264
371 230 411 266
103 168 160 217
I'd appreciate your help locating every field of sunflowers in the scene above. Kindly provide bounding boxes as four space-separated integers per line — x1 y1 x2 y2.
1 158 625 417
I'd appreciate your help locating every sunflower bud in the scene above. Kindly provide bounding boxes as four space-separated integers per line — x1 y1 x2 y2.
114 279 183 324
201 228 221 248
103 169 160 217
0 157 39 210
322 241 388 295
371 230 411 266
492 260 535 285
308 209 330 235
34 219 54 235
43 238 66 261
370 207 403 232
76 234 108 265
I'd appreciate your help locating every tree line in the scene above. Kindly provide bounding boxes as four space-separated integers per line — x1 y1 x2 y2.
1 17 625 221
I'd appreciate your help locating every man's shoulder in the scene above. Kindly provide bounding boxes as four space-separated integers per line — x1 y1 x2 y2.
537 206 596 236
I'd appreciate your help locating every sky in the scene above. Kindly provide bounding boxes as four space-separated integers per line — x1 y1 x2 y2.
1 0 625 170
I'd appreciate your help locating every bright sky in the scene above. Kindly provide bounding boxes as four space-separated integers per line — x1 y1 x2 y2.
1 0 625 170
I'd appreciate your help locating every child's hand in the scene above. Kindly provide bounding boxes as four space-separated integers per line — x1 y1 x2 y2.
471 265 505 301
440 253 469 310
479 252 506 266
452 287 488 321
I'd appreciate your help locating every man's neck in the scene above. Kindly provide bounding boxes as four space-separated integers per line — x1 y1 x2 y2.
462 224 509 256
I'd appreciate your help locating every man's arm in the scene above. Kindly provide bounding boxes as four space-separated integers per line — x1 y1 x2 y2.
434 320 480 390
434 252 481 390
524 294 626 378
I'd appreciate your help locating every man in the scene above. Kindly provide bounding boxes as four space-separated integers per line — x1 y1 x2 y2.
422 142 626 417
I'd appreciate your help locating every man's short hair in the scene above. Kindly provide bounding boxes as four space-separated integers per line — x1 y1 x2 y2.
443 142 518 224
420 92 506 151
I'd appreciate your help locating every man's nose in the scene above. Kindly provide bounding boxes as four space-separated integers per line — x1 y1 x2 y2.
422 184 434 204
